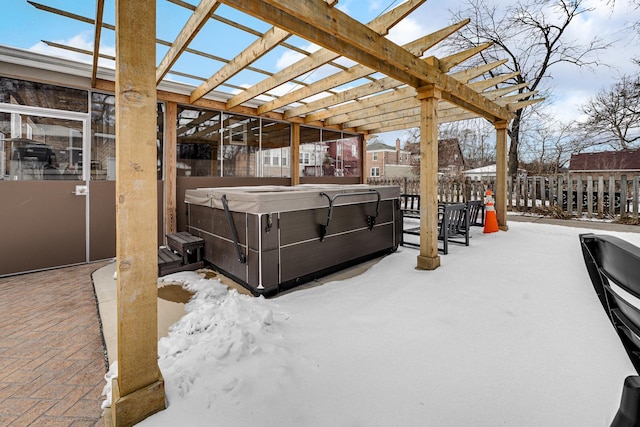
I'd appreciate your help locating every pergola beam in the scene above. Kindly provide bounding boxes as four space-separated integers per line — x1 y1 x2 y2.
317 68 518 128
291 59 510 121
257 20 472 115
227 0 426 110
348 89 535 131
218 0 512 122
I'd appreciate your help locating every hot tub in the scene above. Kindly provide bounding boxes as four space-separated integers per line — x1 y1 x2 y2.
185 184 401 296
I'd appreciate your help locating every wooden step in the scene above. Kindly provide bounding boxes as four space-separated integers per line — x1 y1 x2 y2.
166 232 204 264
158 247 183 277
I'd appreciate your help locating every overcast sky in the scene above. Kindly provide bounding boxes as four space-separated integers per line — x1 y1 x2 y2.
1 0 638 144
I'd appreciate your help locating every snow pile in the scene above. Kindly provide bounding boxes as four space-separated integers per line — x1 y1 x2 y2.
151 272 300 420
100 361 118 410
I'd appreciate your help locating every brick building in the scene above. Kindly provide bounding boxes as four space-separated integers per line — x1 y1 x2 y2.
365 138 413 178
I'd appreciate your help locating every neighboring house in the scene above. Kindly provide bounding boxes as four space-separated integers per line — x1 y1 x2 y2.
365 138 413 178
326 137 360 177
464 164 528 181
404 138 465 177
298 137 360 177
437 138 465 176
464 164 497 181
569 149 640 179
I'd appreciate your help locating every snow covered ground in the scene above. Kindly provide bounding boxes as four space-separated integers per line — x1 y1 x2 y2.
109 221 640 426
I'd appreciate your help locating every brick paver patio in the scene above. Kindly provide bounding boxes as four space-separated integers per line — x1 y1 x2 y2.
0 262 110 426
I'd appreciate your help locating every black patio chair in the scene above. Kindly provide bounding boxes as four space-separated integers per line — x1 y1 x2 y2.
580 233 640 427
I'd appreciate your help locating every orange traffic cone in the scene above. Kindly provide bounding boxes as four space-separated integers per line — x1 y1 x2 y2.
483 189 499 233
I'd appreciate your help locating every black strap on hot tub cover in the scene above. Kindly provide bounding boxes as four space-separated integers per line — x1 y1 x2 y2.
318 189 381 241
221 194 246 264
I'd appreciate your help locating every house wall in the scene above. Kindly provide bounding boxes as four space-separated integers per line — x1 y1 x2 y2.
365 149 413 178
0 52 367 276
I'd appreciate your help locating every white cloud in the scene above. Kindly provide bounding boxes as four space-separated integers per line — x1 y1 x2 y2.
386 17 429 47
29 31 115 68
275 42 322 70
336 0 353 15
368 0 383 13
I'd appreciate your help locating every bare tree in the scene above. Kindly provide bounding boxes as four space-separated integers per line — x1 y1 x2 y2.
439 120 496 169
446 0 610 178
580 74 640 149
519 113 591 173
402 120 496 174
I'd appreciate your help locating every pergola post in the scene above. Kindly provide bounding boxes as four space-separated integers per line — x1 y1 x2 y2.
495 120 509 231
165 101 178 238
110 0 166 425
415 85 441 270
291 123 300 186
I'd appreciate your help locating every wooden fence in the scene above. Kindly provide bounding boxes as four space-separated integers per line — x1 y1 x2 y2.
368 174 640 222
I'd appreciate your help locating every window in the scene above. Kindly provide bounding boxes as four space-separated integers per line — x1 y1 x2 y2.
373 152 378 161
371 167 380 177
0 77 92 181
1 112 84 181
175 107 221 177
299 127 361 178
220 113 260 177
0 77 88 113
92 93 164 180
176 109 259 177
261 119 291 178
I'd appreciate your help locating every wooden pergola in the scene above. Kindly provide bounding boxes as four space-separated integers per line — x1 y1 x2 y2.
32 0 540 424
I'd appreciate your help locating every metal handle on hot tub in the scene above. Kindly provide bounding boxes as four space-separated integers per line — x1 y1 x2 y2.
318 189 381 241
221 195 246 264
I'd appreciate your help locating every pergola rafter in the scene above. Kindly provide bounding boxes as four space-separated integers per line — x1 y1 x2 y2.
256 21 472 116
156 0 221 84
90 0 104 88
189 25 291 103
28 0 536 131
217 0 514 122
226 0 425 110
293 61 514 129
323 79 530 130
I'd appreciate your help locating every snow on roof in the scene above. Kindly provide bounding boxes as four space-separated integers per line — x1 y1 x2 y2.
464 164 496 174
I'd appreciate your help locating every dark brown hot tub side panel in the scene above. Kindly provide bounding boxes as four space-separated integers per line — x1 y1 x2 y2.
247 213 280 294
187 203 250 285
186 190 401 296
278 200 400 287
